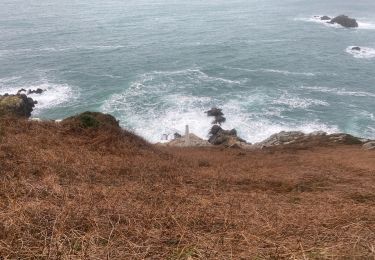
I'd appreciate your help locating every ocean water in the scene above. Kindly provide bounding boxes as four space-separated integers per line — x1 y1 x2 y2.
1 0 375 143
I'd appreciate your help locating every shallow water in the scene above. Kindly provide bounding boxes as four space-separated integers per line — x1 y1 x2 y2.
1 0 375 142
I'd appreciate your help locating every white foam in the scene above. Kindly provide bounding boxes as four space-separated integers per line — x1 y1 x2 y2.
357 22 375 30
103 92 338 144
261 69 315 77
150 68 245 85
273 92 329 109
346 46 375 59
102 93 214 143
101 69 338 144
0 76 22 83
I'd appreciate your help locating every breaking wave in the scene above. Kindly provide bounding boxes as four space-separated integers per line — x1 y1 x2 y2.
0 78 78 116
101 69 337 143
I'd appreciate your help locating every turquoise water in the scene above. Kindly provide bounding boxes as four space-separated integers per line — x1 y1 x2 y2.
1 0 374 142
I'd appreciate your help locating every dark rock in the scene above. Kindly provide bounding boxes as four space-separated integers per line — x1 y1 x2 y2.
27 88 44 95
352 46 361 51
174 133 182 139
206 108 223 117
210 125 222 135
0 94 36 118
212 115 226 125
17 88 27 94
321 16 331 21
330 15 358 28
208 125 246 146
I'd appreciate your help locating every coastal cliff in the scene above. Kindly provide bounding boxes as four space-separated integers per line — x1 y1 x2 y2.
0 96 374 258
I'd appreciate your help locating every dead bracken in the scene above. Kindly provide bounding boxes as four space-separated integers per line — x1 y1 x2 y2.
0 116 374 259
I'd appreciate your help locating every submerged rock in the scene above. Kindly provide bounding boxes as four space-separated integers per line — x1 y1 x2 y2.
330 15 358 28
0 94 36 118
351 46 361 51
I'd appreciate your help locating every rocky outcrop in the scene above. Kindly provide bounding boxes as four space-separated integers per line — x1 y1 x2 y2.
0 94 36 118
352 46 361 51
208 125 249 148
321 16 331 21
254 131 307 148
205 108 249 148
17 88 45 95
253 131 364 148
62 111 120 129
329 15 358 28
362 141 375 150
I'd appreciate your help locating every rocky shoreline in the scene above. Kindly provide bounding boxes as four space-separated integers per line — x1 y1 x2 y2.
1 91 374 150
316 14 359 28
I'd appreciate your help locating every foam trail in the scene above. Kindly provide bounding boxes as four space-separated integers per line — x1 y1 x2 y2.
301 86 375 97
226 66 317 76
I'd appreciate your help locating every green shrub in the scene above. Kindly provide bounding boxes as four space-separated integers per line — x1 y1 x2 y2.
78 113 100 128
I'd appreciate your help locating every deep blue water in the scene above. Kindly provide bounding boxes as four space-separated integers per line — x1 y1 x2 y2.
1 0 374 142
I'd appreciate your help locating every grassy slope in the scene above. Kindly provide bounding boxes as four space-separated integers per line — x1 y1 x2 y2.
0 118 374 259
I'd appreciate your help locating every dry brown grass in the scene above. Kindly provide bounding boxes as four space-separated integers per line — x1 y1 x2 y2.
0 117 374 259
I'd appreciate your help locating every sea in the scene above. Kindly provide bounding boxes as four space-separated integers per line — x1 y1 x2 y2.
1 0 374 143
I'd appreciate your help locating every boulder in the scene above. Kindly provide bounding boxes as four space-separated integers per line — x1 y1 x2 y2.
362 141 375 150
351 46 361 51
330 15 358 28
62 111 120 129
0 94 36 118
321 16 331 21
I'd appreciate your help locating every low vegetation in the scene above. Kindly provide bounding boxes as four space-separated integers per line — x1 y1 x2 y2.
0 116 374 259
